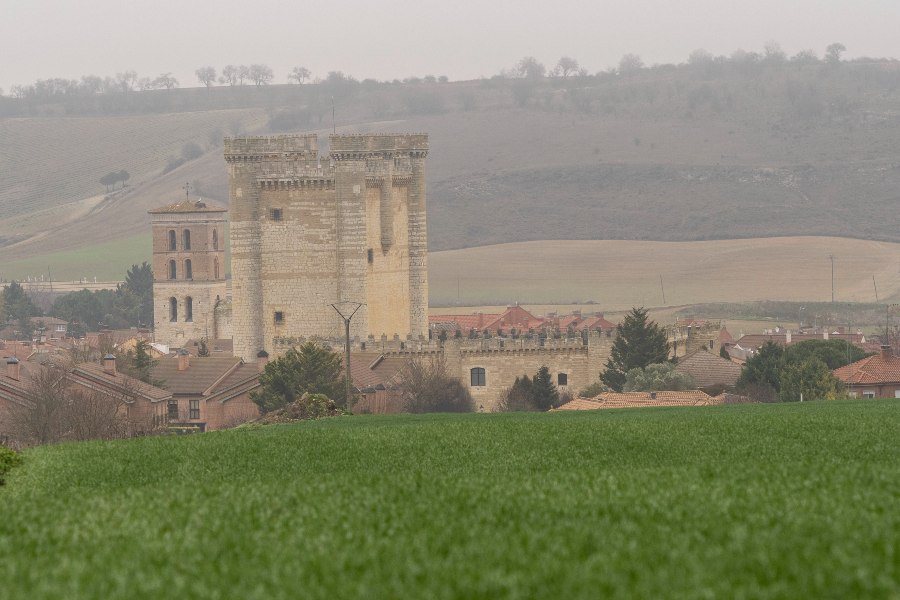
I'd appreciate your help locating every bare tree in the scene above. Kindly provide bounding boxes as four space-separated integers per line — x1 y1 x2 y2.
195 66 217 89
153 73 179 90
288 66 311 84
516 56 546 79
238 65 250 85
618 54 644 74
396 356 473 413
249 64 274 86
10 362 70 445
219 65 239 86
555 56 579 78
115 70 138 92
826 42 847 64
66 385 131 442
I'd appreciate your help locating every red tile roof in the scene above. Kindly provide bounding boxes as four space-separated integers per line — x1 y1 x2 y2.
833 351 900 385
675 349 742 388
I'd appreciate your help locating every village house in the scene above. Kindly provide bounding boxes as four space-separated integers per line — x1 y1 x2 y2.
833 345 900 399
149 351 261 432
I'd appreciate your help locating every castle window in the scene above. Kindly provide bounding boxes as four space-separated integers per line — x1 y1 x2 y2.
558 373 568 387
168 260 177 280
185 296 193 322
270 208 283 221
470 367 486 387
185 259 193 280
169 297 178 322
367 248 374 263
274 311 284 324
183 229 191 250
212 229 218 250
168 230 177 251
167 400 178 420
214 257 219 280
189 399 200 420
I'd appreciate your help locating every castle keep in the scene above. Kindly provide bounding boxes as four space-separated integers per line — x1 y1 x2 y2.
224 134 429 362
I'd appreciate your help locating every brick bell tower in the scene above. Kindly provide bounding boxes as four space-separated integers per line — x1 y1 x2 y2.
148 196 227 347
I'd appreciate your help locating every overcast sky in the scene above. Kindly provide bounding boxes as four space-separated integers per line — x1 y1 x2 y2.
3 0 900 90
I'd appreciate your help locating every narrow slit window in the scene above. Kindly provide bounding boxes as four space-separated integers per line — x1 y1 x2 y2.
183 229 191 250
185 296 193 322
169 297 178 322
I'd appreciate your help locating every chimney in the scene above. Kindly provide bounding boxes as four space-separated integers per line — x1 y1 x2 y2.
256 350 269 373
881 345 892 360
786 330 791 344
177 349 191 372
650 391 657 400
102 353 117 375
6 357 20 381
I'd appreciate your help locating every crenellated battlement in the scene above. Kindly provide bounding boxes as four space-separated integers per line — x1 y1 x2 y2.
224 134 319 162
330 134 428 160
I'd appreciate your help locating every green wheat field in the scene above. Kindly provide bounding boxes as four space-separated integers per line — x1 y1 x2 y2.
1 401 899 599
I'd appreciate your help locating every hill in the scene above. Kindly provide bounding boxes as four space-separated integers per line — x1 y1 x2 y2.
5 60 900 268
428 236 900 307
2 403 899 598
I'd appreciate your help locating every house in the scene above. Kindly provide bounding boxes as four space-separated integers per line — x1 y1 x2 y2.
0 352 172 445
150 351 261 432
675 348 742 389
833 345 900 399
554 390 720 411
348 352 411 413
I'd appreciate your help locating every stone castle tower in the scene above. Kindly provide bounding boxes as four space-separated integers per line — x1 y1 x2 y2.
149 199 228 344
224 133 429 361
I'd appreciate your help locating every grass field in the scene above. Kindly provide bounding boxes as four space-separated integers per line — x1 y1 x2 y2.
0 234 151 282
2 401 899 598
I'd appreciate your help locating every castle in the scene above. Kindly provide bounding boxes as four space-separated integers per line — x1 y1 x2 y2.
149 133 719 410
224 134 429 362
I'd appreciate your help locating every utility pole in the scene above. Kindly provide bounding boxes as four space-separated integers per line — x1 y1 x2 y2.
828 254 835 303
331 301 364 410
659 274 666 305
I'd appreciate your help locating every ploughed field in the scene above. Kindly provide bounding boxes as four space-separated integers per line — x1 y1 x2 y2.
2 401 899 598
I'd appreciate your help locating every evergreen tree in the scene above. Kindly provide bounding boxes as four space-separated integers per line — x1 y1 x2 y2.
600 307 670 392
531 366 559 410
251 342 346 413
736 341 784 394
1 281 41 325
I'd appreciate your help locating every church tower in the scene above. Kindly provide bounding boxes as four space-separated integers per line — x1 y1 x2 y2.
149 198 227 346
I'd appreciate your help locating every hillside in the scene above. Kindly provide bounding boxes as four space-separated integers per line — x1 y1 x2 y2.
4 60 900 267
428 236 900 307
2 404 899 598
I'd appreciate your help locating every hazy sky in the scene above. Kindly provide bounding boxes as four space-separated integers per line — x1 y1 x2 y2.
3 0 900 90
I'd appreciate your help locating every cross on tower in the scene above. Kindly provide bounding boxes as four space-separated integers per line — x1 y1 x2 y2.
183 182 192 201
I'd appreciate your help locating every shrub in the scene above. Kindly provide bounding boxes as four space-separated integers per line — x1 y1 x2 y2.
0 447 23 485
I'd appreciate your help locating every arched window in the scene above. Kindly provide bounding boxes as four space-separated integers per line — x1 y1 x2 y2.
168 230 177 250
169 297 178 322
168 260 176 280
214 257 219 280
184 259 193 280
212 229 218 250
185 296 193 322
470 367 486 387
183 229 191 250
